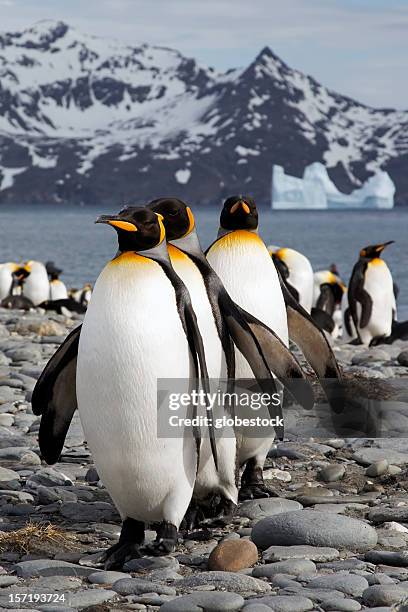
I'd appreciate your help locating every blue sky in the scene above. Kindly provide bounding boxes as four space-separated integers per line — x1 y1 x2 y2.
1 0 407 109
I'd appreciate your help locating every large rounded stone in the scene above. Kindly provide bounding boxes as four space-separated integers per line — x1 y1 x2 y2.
397 350 408 367
160 591 245 611
237 498 302 520
307 573 369 597
208 539 258 571
251 510 377 552
252 559 316 578
245 595 314 612
177 571 271 594
362 584 407 606
318 464 345 482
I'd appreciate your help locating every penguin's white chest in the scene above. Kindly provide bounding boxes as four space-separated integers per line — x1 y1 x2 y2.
168 246 225 379
0 267 13 300
360 260 393 343
285 252 314 313
50 280 68 300
207 231 289 371
76 253 196 525
24 268 50 305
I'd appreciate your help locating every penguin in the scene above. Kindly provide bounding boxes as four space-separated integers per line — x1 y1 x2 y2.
40 298 87 315
46 262 68 301
22 261 50 306
0 262 20 300
79 283 92 307
206 196 343 499
312 270 346 338
268 246 314 313
1 295 34 310
33 206 220 567
348 241 395 346
148 197 314 512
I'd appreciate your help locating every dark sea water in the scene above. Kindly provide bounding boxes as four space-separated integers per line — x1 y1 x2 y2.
0 206 407 318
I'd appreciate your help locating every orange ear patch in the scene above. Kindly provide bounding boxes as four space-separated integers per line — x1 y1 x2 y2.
186 207 196 234
109 220 138 232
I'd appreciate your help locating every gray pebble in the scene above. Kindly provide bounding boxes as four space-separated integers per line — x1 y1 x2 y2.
353 447 408 466
60 501 118 522
318 464 345 482
365 550 408 566
27 468 72 488
237 497 302 520
0 466 20 482
242 604 272 612
160 591 245 611
124 555 179 572
397 350 408 366
88 570 129 584
65 588 117 608
369 505 408 523
362 584 407 606
0 575 19 586
320 597 361 611
253 559 316 578
318 559 366 571
263 545 339 563
252 510 377 552
306 573 369 597
245 595 314 612
112 577 176 596
177 571 271 594
14 559 101 578
366 459 389 477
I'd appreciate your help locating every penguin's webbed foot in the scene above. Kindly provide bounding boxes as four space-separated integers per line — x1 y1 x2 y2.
238 482 279 500
180 502 206 532
103 541 142 570
145 521 178 556
239 458 280 501
349 338 363 346
201 497 237 527
99 517 144 570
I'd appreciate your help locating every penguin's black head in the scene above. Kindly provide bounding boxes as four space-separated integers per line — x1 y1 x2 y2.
148 197 195 241
220 195 258 231
96 206 165 252
360 241 394 260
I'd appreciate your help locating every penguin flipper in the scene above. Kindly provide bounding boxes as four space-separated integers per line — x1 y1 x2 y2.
183 301 218 471
278 275 345 414
315 284 335 315
357 289 373 329
32 325 81 464
311 307 335 334
229 302 314 410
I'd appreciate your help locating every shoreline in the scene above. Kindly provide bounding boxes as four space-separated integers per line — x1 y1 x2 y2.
0 307 407 609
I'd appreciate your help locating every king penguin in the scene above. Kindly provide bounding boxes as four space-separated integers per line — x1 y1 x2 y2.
206 195 344 498
148 197 314 511
0 262 20 301
312 270 346 338
22 260 50 306
33 206 217 567
348 241 395 346
268 246 314 313
46 262 68 301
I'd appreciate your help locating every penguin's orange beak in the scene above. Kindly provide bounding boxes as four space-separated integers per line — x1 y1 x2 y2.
230 201 250 215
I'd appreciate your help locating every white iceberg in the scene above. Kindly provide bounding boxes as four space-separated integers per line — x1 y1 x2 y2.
272 163 395 210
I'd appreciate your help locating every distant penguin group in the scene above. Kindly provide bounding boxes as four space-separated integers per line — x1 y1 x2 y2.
0 257 92 313
33 195 346 569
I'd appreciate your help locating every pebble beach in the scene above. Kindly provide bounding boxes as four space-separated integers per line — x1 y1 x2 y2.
0 308 407 610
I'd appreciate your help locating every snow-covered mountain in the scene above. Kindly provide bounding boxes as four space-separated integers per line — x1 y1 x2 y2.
1 20 407 205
